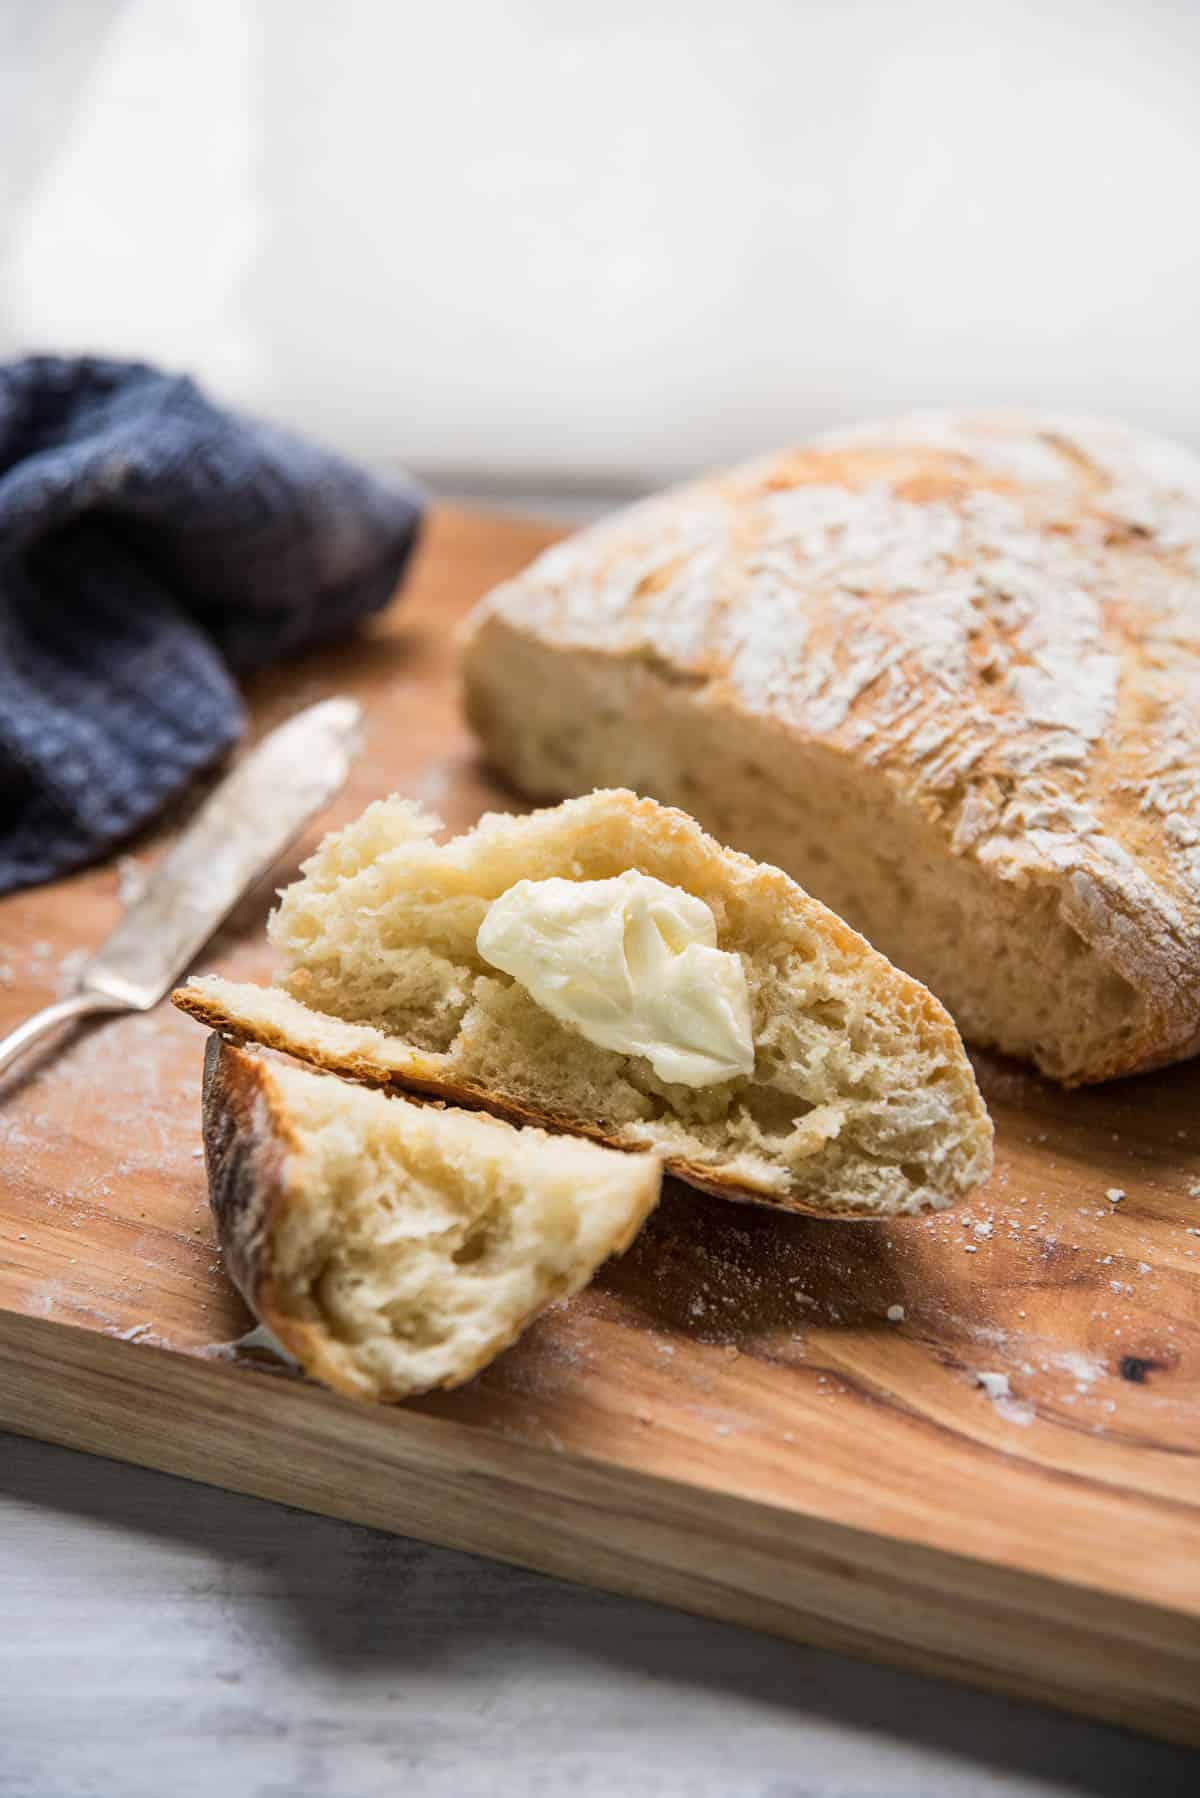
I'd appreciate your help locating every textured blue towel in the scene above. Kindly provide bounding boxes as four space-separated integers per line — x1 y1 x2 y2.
0 356 423 894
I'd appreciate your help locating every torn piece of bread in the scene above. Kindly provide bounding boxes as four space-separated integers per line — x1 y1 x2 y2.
177 790 992 1220
461 413 1200 1085
202 1037 661 1402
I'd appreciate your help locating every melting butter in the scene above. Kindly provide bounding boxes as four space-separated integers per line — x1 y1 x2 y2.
476 870 755 1087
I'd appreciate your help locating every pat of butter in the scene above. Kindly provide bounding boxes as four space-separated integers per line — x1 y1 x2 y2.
476 871 755 1088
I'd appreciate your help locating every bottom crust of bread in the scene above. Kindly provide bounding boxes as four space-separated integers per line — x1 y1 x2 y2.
192 987 762 1206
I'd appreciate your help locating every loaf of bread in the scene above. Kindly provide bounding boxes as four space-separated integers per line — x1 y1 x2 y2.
176 789 992 1219
201 1036 661 1401
461 413 1200 1084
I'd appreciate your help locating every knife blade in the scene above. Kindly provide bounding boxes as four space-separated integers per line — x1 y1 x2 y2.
0 697 362 1077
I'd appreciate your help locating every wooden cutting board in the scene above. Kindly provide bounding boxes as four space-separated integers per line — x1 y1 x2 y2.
2 507 1199 1746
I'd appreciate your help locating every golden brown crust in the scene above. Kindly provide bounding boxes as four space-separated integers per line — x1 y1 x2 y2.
199 1036 323 1380
201 1034 291 1310
188 989 758 1189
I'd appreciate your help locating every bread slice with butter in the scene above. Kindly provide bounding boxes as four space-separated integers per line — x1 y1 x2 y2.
462 413 1200 1085
202 1036 661 1402
176 790 992 1220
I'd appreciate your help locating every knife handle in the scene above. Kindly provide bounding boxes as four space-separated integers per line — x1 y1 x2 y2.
0 991 127 1080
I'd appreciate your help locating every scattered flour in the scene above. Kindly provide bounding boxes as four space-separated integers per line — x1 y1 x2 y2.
975 1369 1035 1427
112 1322 154 1343
1054 1350 1106 1389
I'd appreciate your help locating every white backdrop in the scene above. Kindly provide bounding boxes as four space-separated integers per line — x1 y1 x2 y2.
4 0 1199 485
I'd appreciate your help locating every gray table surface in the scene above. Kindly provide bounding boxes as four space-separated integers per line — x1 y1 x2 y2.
1 1432 1195 1798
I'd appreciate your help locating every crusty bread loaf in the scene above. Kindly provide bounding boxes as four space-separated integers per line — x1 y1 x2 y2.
461 413 1200 1085
176 789 992 1219
201 1036 661 1401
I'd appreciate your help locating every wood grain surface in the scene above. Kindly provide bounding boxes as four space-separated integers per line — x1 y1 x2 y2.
1 506 1199 1745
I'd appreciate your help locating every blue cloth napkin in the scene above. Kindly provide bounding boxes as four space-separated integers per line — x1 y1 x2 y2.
0 356 423 894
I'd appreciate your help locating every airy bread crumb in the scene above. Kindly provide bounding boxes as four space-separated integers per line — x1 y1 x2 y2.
179 789 992 1220
202 1037 661 1402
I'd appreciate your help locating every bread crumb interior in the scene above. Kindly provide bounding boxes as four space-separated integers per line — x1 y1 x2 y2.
264 1060 656 1399
260 791 991 1216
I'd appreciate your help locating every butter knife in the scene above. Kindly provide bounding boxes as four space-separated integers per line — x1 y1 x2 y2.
0 697 361 1078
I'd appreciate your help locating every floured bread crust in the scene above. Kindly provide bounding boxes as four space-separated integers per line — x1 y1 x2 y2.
461 413 1200 1084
